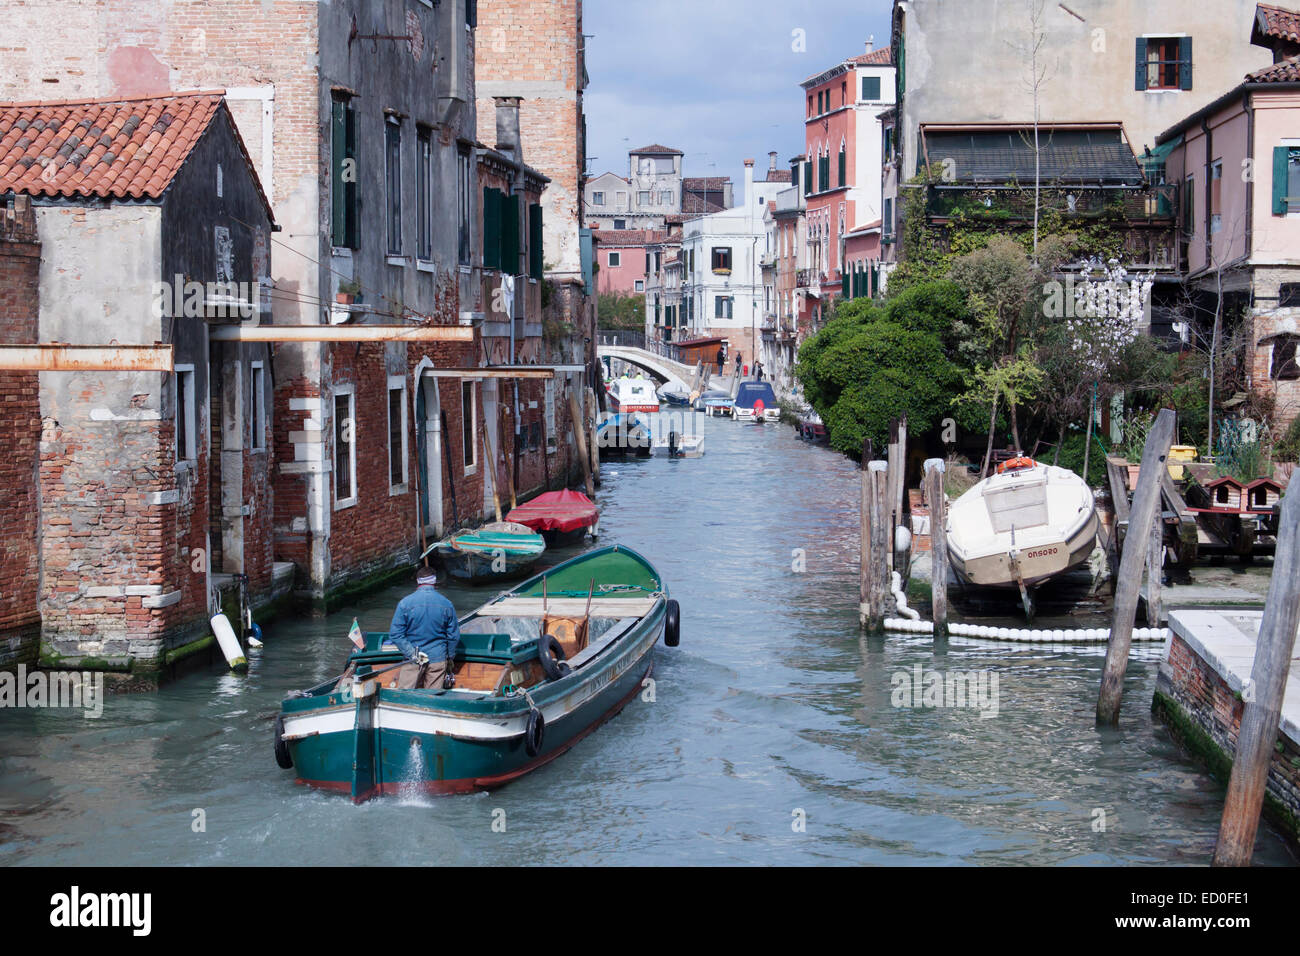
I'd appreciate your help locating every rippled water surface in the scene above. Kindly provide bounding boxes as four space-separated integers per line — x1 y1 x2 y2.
1 414 1295 865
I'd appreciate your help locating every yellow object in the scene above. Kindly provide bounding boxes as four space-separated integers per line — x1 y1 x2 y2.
1169 445 1198 462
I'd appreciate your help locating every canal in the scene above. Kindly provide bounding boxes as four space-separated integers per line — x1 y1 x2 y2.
1 411 1295 865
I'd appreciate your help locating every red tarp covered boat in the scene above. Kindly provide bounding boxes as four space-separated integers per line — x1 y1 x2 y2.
506 490 599 545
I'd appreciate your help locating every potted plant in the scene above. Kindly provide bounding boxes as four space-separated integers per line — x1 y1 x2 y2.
336 278 361 305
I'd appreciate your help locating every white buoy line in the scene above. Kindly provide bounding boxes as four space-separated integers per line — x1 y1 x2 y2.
883 617 1169 643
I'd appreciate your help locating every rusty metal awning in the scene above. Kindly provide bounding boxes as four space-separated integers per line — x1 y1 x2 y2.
0 344 174 371
208 325 473 343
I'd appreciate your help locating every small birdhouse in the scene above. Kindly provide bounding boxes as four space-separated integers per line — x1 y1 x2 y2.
1245 478 1282 512
1204 476 1247 511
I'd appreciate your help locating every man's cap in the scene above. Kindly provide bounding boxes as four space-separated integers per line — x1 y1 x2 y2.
416 567 438 585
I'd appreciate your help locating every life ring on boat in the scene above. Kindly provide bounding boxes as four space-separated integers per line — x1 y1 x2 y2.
524 707 545 758
664 599 681 647
273 712 293 770
538 634 571 681
997 456 1037 475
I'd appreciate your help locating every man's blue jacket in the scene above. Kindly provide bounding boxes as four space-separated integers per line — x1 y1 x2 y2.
387 585 461 662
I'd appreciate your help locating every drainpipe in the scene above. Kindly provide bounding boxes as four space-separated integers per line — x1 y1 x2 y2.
1243 91 1255 263
1202 116 1213 269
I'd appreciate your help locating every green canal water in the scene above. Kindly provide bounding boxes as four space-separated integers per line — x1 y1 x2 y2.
1 414 1295 866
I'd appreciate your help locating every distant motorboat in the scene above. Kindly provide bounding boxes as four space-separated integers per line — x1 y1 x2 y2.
596 412 652 459
946 458 1098 615
651 430 705 458
507 489 600 547
734 381 780 422
657 378 691 406
694 388 734 416
607 377 660 414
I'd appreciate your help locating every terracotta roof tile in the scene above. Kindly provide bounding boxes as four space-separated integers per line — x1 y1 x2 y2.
848 47 893 66
1256 3 1300 43
0 91 226 202
1248 54 1300 81
629 143 682 155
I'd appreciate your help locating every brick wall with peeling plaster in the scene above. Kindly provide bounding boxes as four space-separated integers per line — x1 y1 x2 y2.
0 202 41 670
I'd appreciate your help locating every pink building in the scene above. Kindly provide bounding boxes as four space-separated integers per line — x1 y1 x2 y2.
592 229 662 295
799 42 894 329
1160 3 1300 430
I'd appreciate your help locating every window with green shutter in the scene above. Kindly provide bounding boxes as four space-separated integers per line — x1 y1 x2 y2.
862 76 881 101
1274 146 1300 216
838 147 846 188
528 203 544 279
331 97 358 249
482 186 501 270
841 268 849 299
804 161 813 197
502 191 521 274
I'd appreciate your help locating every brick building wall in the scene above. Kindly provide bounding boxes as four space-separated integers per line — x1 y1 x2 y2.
1155 632 1300 844
1247 266 1300 434
0 200 41 670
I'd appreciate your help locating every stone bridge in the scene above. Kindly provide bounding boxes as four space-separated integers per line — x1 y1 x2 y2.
597 344 701 385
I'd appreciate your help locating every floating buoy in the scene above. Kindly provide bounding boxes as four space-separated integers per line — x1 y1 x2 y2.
210 613 249 672
248 621 264 649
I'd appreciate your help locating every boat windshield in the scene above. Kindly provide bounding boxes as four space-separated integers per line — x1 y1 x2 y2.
984 472 1049 533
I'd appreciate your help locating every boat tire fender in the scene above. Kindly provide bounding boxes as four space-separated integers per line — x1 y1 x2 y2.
273 713 293 770
664 599 681 647
525 708 545 757
538 634 571 681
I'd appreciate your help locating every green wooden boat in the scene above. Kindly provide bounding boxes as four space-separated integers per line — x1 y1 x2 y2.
431 521 546 584
274 545 679 801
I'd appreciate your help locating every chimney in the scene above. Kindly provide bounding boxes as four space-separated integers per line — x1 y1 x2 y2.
768 151 778 176
865 35 874 54
494 96 523 164
743 159 755 211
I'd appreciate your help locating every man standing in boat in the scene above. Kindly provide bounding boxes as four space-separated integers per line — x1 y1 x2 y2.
388 567 461 690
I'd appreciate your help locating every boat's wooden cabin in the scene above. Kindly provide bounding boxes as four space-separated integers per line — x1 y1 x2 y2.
1245 478 1283 512
1204 476 1247 512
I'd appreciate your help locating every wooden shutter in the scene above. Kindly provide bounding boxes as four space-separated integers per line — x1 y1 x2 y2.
1274 147 1291 216
804 161 813 196
1134 37 1148 91
331 100 346 245
528 203 544 279
841 268 849 299
483 187 500 270
1178 37 1193 91
838 148 846 187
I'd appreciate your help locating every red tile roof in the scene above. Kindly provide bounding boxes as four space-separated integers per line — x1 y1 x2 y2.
590 229 667 245
764 169 793 183
629 143 682 155
1256 3 1300 43
0 92 245 205
849 47 894 66
1248 54 1300 81
683 176 730 190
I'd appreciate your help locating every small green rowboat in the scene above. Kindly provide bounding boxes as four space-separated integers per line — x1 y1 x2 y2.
274 545 679 801
430 521 546 584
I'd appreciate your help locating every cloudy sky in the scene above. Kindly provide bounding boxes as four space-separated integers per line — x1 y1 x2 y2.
584 0 894 185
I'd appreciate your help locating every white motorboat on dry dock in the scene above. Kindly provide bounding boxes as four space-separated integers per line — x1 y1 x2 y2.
946 457 1098 615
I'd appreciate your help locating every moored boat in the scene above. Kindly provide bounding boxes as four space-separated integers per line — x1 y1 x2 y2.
657 378 692 407
733 381 780 422
946 457 1098 614
651 430 705 458
431 521 546 584
596 412 652 459
506 489 599 546
275 546 679 801
607 376 660 414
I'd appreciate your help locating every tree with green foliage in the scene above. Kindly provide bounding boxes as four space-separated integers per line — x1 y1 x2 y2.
597 292 646 331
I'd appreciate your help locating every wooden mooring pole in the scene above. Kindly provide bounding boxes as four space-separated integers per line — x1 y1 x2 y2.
859 441 871 628
568 389 595 498
924 458 949 639
864 461 891 632
1097 407 1176 725
1212 482 1300 866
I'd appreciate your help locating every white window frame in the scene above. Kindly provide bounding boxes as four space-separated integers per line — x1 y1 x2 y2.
174 364 196 465
634 280 644 292
387 374 409 495
333 385 358 510
462 380 478 475
592 190 605 206
609 251 622 267
250 361 266 451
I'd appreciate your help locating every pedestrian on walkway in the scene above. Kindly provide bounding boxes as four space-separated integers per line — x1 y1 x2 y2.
715 346 725 375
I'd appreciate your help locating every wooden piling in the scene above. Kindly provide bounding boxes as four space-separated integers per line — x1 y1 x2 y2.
478 414 503 523
568 389 595 498
924 458 949 639
586 386 600 489
1212 482 1300 866
866 461 891 632
859 444 871 629
1146 508 1163 625
1097 407 1176 725
886 417 907 571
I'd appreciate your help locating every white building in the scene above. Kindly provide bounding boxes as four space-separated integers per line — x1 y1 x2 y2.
679 159 788 367
584 144 684 230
